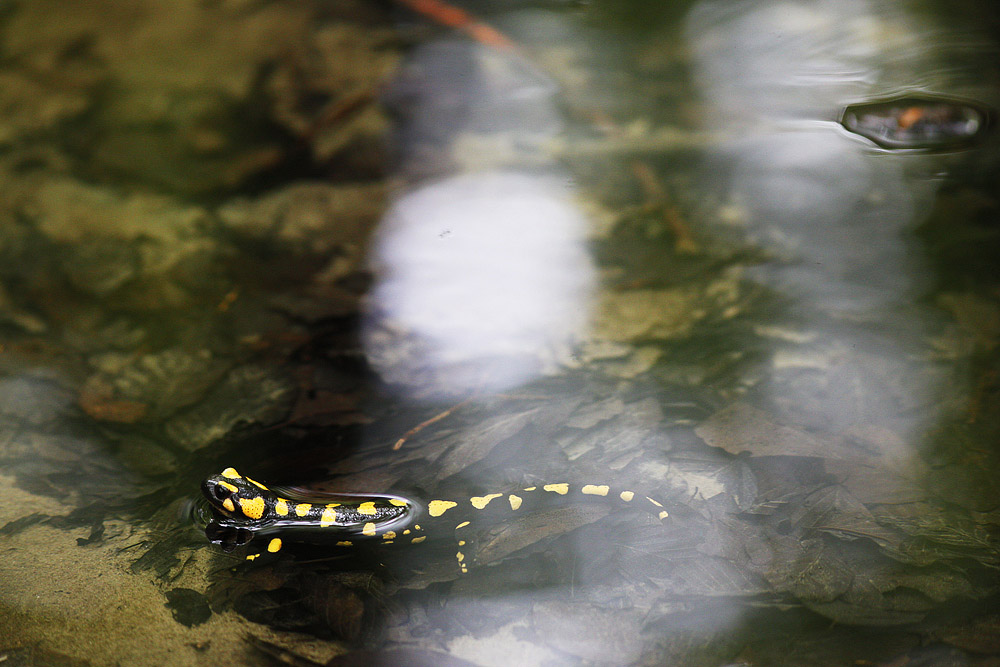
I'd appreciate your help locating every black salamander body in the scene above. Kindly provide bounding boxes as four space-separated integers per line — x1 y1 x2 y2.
202 468 670 571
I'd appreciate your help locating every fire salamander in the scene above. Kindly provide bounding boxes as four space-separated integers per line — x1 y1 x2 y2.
201 467 671 572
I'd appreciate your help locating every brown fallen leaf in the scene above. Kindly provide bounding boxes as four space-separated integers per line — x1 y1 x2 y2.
695 402 842 459
473 504 612 565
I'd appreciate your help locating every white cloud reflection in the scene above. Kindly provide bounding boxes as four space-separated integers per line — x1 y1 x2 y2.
685 0 951 439
364 170 594 400
682 0 988 640
364 27 596 402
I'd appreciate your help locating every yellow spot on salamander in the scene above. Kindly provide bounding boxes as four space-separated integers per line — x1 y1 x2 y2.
337 541 353 547
582 484 610 497
414 525 421 530
389 499 408 507
267 538 282 553
646 497 664 508
274 500 289 516
543 483 569 495
238 496 265 520
411 536 426 544
218 481 238 493
455 521 471 529
246 553 259 561
458 540 466 546
357 501 378 516
246 477 268 490
320 505 339 527
222 498 235 513
362 522 376 537
659 511 669 520
403 529 411 535
470 493 502 510
523 486 536 491
295 503 311 517
620 491 635 502
456 552 465 563
383 531 397 540
509 494 522 510
221 468 241 479
428 500 458 517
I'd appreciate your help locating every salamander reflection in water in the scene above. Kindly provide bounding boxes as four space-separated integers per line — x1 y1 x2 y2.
201 467 671 572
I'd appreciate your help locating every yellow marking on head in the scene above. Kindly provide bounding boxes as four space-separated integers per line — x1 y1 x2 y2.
246 477 268 491
470 493 502 510
320 506 338 527
658 510 669 520
362 522 376 537
218 481 238 493
403 529 411 535
337 541 353 547
428 500 458 517
389 499 408 507
523 486 536 491
646 497 664 508
221 468 241 479
509 494 522 510
458 540 466 546
543 483 569 495
357 501 378 516
274 500 289 516
411 536 426 544
295 503 311 517
414 525 421 530
222 498 235 513
456 552 465 563
455 521 471 529
267 538 282 553
620 491 635 502
246 553 258 561
238 496 265 520
582 484 610 497
383 531 397 540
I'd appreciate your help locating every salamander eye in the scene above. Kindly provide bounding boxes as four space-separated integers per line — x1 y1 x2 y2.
213 484 230 501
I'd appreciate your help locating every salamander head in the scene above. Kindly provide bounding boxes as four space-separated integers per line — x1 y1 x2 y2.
201 467 277 528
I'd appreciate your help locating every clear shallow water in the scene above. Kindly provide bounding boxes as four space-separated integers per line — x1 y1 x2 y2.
0 1 998 665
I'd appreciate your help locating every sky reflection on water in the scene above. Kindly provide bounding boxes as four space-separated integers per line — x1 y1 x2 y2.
365 169 594 400
358 0 998 661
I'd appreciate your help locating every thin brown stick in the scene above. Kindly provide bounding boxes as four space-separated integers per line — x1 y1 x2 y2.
393 0 518 52
631 161 699 253
393 396 474 450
